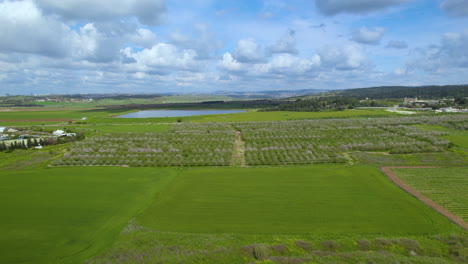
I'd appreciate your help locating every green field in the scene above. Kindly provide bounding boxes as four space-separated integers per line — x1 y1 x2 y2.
193 109 399 122
1 109 467 264
137 165 457 234
393 167 468 222
0 167 178 264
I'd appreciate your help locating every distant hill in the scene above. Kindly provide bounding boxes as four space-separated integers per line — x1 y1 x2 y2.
299 85 468 100
213 89 330 99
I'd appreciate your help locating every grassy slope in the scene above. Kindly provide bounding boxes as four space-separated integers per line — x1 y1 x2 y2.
0 167 178 264
393 167 468 222
137 165 457 234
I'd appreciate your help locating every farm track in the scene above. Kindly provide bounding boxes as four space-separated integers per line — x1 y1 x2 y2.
380 166 468 230
226 124 248 167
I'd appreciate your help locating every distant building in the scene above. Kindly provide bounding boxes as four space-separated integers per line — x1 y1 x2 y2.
52 130 65 136
439 107 460 113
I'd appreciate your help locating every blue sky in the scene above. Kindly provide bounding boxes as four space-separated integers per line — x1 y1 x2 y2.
0 0 467 95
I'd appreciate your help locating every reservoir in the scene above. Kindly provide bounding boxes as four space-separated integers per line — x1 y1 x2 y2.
116 109 246 118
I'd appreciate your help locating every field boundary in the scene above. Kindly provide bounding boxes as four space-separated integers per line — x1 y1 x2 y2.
380 166 467 230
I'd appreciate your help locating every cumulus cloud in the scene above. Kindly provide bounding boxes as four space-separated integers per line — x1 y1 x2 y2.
440 0 468 17
0 0 68 57
318 45 368 70
233 38 265 63
219 52 320 77
351 26 385 45
219 53 244 72
126 43 200 74
36 0 166 25
268 54 320 74
315 0 410 16
386 40 408 49
268 29 298 55
408 30 468 72
68 23 127 63
130 28 158 49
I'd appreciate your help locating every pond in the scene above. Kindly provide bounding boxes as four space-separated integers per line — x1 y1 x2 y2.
116 109 246 118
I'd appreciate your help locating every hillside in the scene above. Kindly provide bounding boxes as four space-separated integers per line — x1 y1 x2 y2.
298 85 468 100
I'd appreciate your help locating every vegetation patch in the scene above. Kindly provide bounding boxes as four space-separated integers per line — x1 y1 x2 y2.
0 167 178 264
392 167 468 222
136 166 457 234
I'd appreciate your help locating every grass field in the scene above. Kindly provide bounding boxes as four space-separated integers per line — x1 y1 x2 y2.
0 167 178 264
137 165 457 234
193 109 399 122
392 167 468 222
0 108 439 127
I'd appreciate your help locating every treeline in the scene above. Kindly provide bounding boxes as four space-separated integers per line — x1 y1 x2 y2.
0 95 40 107
260 98 395 112
325 85 468 100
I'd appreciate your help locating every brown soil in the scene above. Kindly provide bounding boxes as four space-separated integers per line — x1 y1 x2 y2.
380 166 467 230
0 119 74 122
226 124 248 167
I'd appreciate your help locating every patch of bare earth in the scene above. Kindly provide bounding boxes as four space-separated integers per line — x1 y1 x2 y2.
226 124 248 167
380 166 467 230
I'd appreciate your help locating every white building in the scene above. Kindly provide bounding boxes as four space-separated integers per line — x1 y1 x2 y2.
52 130 65 136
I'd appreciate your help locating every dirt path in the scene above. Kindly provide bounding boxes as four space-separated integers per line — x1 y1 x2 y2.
380 166 467 230
226 124 248 167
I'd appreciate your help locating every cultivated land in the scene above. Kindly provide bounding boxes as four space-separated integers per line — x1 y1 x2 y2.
0 104 467 264
137 166 456 234
392 167 468 222
0 167 178 264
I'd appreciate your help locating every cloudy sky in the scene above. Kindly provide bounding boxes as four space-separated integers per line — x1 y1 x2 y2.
0 0 467 95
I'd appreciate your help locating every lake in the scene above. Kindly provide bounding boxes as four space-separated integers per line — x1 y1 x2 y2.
116 110 246 118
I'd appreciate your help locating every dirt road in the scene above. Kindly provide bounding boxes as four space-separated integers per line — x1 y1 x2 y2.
380 166 467 230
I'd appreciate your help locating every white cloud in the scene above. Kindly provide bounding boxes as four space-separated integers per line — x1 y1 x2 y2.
440 0 468 17
408 30 468 72
68 23 126 63
0 0 68 57
315 0 411 16
130 28 158 49
318 45 368 70
351 27 385 45
219 51 320 77
386 40 408 49
268 29 298 55
219 53 244 72
127 43 200 74
268 54 320 74
36 0 166 26
233 38 265 63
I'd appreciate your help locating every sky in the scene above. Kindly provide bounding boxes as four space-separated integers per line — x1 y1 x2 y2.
0 0 467 95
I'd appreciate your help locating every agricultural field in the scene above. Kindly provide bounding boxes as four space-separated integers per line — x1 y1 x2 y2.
137 166 456 234
53 114 468 167
0 167 178 264
54 123 235 166
392 167 468 222
0 109 467 264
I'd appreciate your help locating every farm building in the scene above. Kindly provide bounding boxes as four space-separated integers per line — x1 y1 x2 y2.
52 130 76 137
